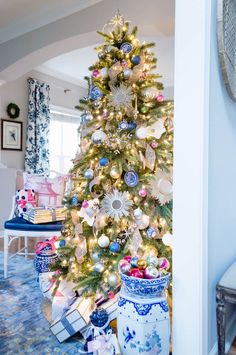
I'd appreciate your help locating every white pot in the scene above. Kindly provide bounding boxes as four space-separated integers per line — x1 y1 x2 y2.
117 274 170 355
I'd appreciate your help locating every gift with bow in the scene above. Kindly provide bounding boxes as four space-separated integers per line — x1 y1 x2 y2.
16 189 37 217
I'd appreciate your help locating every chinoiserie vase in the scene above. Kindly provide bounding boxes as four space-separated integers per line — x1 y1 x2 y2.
34 241 58 273
117 273 170 355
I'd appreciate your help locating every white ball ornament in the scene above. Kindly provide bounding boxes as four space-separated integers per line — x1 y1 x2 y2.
133 208 143 219
94 262 105 273
123 68 133 79
107 273 119 287
162 232 173 247
98 234 110 248
136 127 148 139
91 252 100 262
158 178 173 195
136 214 150 230
91 130 107 144
110 165 122 179
100 67 108 78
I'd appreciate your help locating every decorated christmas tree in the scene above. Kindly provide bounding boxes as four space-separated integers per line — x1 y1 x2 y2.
53 13 173 301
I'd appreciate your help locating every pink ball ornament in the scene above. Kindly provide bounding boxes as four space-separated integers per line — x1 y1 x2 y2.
128 268 143 278
143 266 159 279
82 200 89 208
138 188 147 197
156 94 164 102
151 140 158 149
92 69 100 78
119 260 131 274
124 255 132 263
159 257 170 270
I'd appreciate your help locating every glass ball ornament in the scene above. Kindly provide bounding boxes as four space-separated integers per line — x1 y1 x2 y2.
128 121 137 130
94 262 105 273
135 127 148 139
71 193 78 205
81 111 93 124
137 258 147 270
120 42 133 53
90 86 103 101
131 55 141 65
128 268 143 278
98 234 110 248
107 273 119 287
99 157 109 167
133 207 143 219
109 241 121 253
91 130 107 144
138 188 147 197
92 69 100 78
141 86 160 100
146 227 156 239
90 308 109 327
123 68 133 79
146 255 159 268
158 178 173 195
124 255 132 263
84 168 94 180
119 260 131 274
159 257 170 270
140 106 149 114
100 67 108 78
143 266 159 279
151 140 158 148
110 165 122 179
91 252 100 262
136 214 150 230
59 240 66 247
82 200 89 208
118 120 129 130
124 170 139 187
131 256 139 267
156 94 165 102
162 232 173 247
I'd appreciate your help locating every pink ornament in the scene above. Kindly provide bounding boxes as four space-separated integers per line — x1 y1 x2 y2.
151 140 158 149
124 255 132 263
138 189 147 197
108 291 115 299
128 268 143 278
82 200 89 208
159 257 170 270
121 59 128 68
92 69 100 78
156 94 164 102
119 260 131 274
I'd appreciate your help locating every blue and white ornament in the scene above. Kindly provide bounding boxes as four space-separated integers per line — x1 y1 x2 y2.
118 120 129 130
71 193 78 205
81 111 93 124
99 157 109 166
131 55 141 65
90 308 109 328
124 170 139 187
131 256 139 267
128 121 137 130
146 227 156 239
90 86 103 101
84 168 94 180
120 42 133 53
59 240 66 247
109 241 121 253
91 130 107 144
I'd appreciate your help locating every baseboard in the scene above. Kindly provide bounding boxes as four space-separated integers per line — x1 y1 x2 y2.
209 311 236 355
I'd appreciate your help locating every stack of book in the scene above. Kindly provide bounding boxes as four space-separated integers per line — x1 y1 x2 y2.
23 206 66 224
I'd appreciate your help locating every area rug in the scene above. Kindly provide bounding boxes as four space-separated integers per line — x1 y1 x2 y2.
0 252 84 354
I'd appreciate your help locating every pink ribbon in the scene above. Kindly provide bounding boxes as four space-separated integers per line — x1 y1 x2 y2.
36 236 57 255
17 190 36 209
17 199 28 209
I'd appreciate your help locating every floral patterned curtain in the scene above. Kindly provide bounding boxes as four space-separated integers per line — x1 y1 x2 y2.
25 78 50 175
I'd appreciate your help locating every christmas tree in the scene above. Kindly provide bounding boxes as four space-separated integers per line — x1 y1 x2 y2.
53 13 173 300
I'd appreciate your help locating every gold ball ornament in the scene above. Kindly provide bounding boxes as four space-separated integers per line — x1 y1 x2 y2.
110 165 122 179
137 258 147 270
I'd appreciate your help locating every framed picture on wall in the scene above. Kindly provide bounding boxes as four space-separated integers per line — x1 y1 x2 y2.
1 119 23 151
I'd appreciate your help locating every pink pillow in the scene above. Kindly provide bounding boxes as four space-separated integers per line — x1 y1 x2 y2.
23 173 66 207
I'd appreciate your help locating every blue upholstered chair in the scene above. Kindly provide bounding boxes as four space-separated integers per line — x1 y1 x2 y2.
3 196 63 278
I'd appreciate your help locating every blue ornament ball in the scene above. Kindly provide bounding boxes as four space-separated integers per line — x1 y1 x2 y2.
131 256 139 267
99 157 109 166
120 42 133 53
90 86 103 101
109 241 121 253
118 120 128 130
59 240 66 247
131 55 141 65
146 227 156 239
84 168 94 179
128 121 137 130
71 194 78 205
90 308 109 327
124 170 139 187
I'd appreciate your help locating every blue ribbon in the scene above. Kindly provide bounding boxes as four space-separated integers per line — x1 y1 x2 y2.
61 317 75 336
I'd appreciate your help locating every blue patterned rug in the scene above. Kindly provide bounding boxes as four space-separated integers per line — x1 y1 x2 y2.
0 252 84 354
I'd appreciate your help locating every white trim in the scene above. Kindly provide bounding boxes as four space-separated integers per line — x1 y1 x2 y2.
50 104 81 118
172 1 211 354
209 311 236 355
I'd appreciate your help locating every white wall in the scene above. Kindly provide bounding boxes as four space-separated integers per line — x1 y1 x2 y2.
0 71 86 169
208 0 236 351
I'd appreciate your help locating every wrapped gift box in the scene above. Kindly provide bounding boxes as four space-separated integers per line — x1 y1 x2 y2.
23 206 66 224
16 189 36 217
50 297 95 342
88 334 120 355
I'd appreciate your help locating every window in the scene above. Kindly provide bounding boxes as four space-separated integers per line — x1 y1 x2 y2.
49 106 81 174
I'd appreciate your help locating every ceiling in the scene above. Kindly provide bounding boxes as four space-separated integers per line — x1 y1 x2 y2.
0 0 102 43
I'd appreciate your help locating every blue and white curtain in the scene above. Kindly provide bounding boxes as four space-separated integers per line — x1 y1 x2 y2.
25 78 50 175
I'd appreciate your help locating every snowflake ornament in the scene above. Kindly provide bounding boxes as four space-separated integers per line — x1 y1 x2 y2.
108 84 134 111
149 169 173 205
101 189 133 221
